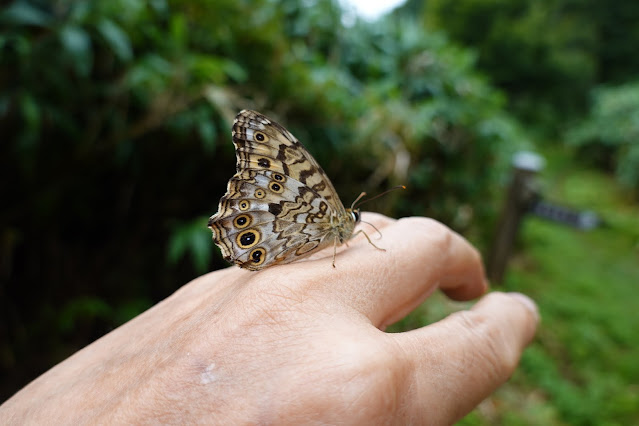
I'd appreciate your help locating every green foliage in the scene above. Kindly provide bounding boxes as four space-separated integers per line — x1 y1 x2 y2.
421 0 639 132
303 17 530 243
566 81 639 194
564 0 639 84
56 297 112 334
167 216 213 274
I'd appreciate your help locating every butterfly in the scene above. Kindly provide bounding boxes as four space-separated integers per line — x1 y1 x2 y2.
208 110 383 270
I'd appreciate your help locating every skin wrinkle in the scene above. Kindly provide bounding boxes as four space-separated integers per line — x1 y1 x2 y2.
455 309 516 383
345 367 398 424
443 311 501 388
271 272 330 308
379 340 411 423
305 334 400 423
370 244 417 328
398 326 471 425
105 362 176 423
336 225 407 320
73 345 155 414
292 330 392 422
236 280 344 339
251 283 309 321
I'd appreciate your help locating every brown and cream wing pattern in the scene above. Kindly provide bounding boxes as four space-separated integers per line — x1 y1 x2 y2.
208 110 352 270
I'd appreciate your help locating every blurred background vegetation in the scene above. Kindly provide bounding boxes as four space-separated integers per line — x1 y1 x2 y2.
1 0 637 423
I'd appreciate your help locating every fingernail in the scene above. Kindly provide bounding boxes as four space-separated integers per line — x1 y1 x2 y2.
509 292 540 322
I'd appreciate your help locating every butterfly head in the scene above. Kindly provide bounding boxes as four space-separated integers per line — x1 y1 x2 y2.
348 208 361 224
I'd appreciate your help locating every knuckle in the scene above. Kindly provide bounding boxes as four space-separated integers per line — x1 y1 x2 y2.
451 309 520 380
398 217 454 247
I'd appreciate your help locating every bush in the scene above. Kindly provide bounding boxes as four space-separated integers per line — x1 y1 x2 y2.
566 81 639 195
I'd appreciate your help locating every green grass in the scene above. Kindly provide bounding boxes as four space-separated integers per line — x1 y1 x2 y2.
392 147 639 425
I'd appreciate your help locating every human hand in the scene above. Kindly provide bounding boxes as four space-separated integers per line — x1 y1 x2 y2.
0 214 538 425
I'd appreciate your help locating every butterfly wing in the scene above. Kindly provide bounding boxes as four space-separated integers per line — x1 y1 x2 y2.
232 110 344 207
209 110 348 270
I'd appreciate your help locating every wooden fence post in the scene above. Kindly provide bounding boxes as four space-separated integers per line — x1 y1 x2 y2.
487 151 545 284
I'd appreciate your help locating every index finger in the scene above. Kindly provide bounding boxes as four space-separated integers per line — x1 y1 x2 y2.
280 213 489 328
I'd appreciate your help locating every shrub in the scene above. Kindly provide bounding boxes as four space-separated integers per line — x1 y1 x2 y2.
567 81 639 195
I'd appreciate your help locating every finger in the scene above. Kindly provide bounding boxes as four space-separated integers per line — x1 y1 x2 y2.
286 214 488 328
393 292 539 424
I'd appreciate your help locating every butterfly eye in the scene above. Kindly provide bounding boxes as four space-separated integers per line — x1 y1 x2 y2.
254 131 269 142
249 248 266 266
254 189 266 199
236 229 261 249
238 200 250 211
268 181 284 194
233 214 252 229
272 172 286 182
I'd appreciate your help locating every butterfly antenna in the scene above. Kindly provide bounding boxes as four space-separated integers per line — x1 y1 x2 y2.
352 185 406 209
350 191 368 210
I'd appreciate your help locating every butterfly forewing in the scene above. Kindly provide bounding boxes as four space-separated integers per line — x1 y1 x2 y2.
232 110 344 211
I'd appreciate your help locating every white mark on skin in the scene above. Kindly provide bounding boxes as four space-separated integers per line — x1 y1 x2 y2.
200 363 217 385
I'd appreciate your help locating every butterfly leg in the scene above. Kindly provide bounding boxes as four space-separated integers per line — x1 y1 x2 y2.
352 230 386 252
332 236 338 268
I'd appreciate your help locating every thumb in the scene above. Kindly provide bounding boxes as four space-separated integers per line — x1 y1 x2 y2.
392 292 539 425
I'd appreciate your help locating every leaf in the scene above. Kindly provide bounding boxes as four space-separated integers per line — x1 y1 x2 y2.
112 298 152 325
188 55 248 84
167 217 212 274
57 297 112 333
1 0 52 27
222 59 248 83
126 53 172 92
149 0 168 14
97 19 133 62
188 54 226 82
169 13 187 48
59 25 92 76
